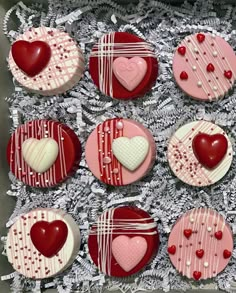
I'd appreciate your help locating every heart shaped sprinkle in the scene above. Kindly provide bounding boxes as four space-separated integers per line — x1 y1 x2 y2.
196 33 205 43
183 229 192 239
223 249 232 259
178 46 186 56
193 271 202 280
207 63 215 72
196 249 204 258
224 70 232 79
180 71 188 80
167 245 176 255
215 231 223 240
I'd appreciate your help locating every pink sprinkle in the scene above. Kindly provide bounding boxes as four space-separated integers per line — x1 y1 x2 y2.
103 157 111 164
113 168 119 174
116 121 123 130
104 126 110 132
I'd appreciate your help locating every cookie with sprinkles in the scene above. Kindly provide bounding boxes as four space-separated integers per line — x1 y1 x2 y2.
9 27 85 95
6 208 81 279
89 32 158 100
173 33 236 101
85 118 156 186
7 119 82 187
88 206 159 277
168 208 233 280
167 121 233 187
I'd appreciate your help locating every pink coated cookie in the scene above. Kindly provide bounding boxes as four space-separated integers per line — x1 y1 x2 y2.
9 27 85 95
88 206 159 277
7 119 82 188
173 33 236 101
6 208 81 279
167 121 233 187
168 208 233 280
85 118 156 185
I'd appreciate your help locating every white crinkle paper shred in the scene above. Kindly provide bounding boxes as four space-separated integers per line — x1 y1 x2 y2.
2 0 236 292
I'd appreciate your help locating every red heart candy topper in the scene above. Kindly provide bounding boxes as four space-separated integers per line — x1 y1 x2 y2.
11 40 51 77
30 220 68 258
192 133 228 169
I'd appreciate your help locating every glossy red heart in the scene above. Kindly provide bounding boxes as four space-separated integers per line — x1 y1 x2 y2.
11 40 51 77
184 229 192 239
223 249 232 259
193 271 201 280
168 245 176 255
214 230 223 240
197 33 205 43
178 46 186 56
224 70 232 79
180 71 188 80
192 133 228 169
196 249 204 258
207 63 215 72
30 220 68 257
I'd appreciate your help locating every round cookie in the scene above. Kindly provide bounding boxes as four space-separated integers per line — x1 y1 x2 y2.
89 32 158 100
168 208 233 280
6 208 80 279
173 33 236 101
7 119 82 187
9 27 85 95
85 118 156 185
167 121 233 187
88 206 159 277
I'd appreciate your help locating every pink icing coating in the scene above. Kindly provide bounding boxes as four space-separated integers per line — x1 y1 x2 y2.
168 208 233 280
85 118 156 186
8 27 85 96
112 57 147 91
173 33 236 101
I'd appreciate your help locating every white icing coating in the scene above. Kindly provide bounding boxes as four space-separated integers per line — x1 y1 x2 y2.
6 208 81 279
22 138 59 173
112 136 149 171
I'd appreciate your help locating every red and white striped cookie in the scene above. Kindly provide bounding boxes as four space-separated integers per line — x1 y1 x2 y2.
9 27 85 95
7 119 82 187
168 208 233 280
167 121 233 186
6 208 80 279
85 118 156 185
89 32 158 100
173 33 236 101
88 206 159 277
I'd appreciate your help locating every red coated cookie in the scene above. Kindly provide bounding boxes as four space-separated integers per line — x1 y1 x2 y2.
89 32 158 100
85 118 156 186
9 27 85 96
167 121 233 187
88 206 159 277
6 208 81 279
7 119 81 187
173 33 236 101
168 208 233 280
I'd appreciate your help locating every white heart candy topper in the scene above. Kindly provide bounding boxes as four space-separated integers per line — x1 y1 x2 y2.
22 138 59 173
112 136 149 171
112 57 147 91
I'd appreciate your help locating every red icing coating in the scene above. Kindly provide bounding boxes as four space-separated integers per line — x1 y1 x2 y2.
11 40 51 77
178 46 186 56
180 71 188 80
196 249 204 258
193 271 202 280
30 220 68 257
168 245 176 255
224 70 232 79
196 33 205 43
88 206 159 277
215 231 223 240
192 133 228 169
89 32 158 100
184 229 192 239
6 119 81 187
207 63 215 72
